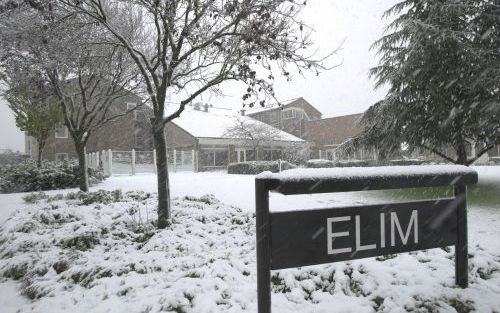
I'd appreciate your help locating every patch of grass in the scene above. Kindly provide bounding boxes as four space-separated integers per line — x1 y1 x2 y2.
118 287 132 297
53 260 70 274
184 271 201 278
71 270 96 288
183 194 219 205
447 298 474 313
163 305 187 313
477 266 498 280
22 192 48 204
2 263 28 280
62 234 100 251
376 254 397 261
372 296 385 310
66 189 123 205
271 273 291 293
16 221 37 233
21 275 48 300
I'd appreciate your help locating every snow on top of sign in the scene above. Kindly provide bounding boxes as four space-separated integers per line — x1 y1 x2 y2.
167 106 303 142
257 165 477 181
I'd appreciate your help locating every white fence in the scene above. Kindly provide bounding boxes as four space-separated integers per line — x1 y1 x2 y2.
87 149 195 176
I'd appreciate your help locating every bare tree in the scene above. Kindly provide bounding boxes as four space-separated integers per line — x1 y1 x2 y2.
56 0 336 227
47 42 144 191
0 3 144 191
224 117 284 160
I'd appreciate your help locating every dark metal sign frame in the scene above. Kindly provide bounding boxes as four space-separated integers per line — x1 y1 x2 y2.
255 167 478 313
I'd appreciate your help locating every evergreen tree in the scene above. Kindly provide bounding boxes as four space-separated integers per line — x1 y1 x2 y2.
358 0 500 165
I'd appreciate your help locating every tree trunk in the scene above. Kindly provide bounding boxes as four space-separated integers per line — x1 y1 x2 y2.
75 143 89 192
456 138 468 166
36 138 46 168
153 121 171 228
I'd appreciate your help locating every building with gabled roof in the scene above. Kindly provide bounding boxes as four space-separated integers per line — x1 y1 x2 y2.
304 113 371 160
245 97 322 139
165 104 305 171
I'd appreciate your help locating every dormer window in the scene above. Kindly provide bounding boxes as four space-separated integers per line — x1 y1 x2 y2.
282 108 307 120
55 126 68 139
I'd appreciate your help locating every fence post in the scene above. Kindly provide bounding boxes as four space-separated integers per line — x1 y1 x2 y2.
256 180 272 313
173 149 177 172
96 152 100 169
153 149 157 174
108 149 113 176
102 150 108 175
192 150 195 172
278 159 282 172
181 150 185 170
455 184 468 288
131 149 136 176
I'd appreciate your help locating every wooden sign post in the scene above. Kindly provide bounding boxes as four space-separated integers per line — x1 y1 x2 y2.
255 166 477 313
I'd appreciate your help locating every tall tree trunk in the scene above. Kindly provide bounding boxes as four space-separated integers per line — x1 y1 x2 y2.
75 142 89 192
153 121 171 228
36 137 46 168
456 139 468 166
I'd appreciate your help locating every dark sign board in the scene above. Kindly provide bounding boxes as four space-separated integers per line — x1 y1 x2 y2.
270 199 457 270
255 166 478 313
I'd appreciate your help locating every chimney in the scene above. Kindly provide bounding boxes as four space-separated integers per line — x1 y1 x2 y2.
204 103 209 112
193 103 201 111
240 109 246 116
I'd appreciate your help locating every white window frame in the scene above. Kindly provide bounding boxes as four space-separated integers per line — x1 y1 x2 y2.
55 126 68 139
235 149 247 163
55 153 69 162
282 109 295 120
127 102 137 120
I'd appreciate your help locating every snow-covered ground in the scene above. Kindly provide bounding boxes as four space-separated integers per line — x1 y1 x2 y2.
0 166 499 312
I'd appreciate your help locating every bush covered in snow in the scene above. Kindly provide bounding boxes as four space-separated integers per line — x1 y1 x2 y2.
306 159 336 168
0 191 499 312
388 159 425 166
227 160 296 175
306 159 376 168
0 160 105 193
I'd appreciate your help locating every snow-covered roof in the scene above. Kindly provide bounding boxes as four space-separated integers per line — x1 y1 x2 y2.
169 106 304 142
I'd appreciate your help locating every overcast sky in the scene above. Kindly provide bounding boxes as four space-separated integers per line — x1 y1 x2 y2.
0 0 397 153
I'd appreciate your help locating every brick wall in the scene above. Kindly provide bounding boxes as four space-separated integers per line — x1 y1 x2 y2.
33 95 153 161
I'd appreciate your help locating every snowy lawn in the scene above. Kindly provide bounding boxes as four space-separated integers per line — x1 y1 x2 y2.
0 166 499 312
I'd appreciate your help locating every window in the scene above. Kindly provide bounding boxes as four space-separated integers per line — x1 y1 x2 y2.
55 126 68 139
200 149 229 167
55 153 69 162
127 102 137 120
282 109 295 120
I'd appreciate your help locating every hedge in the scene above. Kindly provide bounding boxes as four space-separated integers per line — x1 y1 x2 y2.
0 160 105 193
306 159 377 168
227 160 296 175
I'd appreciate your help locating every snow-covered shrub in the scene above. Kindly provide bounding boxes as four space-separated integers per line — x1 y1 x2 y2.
65 189 123 205
388 159 425 166
306 159 377 168
22 192 49 204
336 160 375 167
227 160 296 175
306 159 336 168
0 160 105 193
